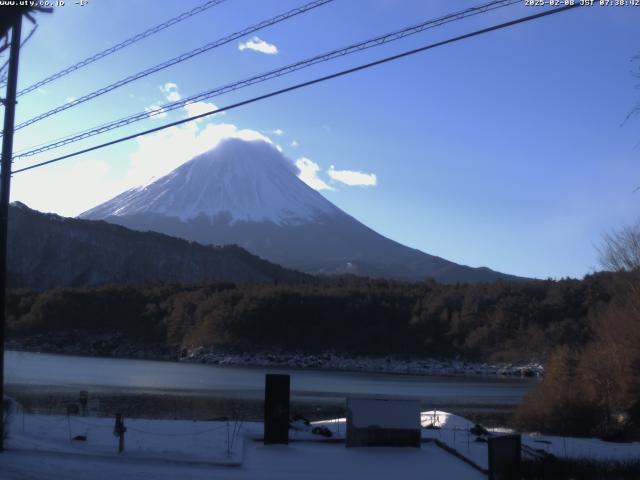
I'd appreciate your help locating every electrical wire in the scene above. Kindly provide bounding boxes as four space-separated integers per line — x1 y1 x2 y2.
0 24 38 88
14 0 520 160
10 0 334 133
13 4 581 175
15 0 229 96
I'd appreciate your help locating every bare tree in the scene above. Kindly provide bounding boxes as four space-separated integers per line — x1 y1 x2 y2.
628 53 640 122
598 222 640 272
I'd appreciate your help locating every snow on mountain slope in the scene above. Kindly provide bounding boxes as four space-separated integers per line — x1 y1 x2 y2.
82 139 338 225
81 138 520 283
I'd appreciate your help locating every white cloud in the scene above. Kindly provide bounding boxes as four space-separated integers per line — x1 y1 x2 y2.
328 165 377 187
290 140 299 148
144 104 168 119
13 76 328 217
238 36 278 55
145 84 223 122
125 121 272 189
11 158 123 217
295 157 332 191
116 81 270 190
183 100 222 121
12 113 276 217
160 82 181 102
65 96 76 103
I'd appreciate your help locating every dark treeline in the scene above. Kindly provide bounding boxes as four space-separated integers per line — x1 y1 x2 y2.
10 271 640 437
5 271 629 362
515 271 640 438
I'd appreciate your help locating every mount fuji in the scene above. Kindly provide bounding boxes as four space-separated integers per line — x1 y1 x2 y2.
81 138 518 283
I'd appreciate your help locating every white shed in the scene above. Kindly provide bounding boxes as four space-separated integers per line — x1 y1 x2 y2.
346 398 421 448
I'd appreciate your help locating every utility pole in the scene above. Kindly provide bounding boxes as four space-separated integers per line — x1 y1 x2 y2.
0 13 22 453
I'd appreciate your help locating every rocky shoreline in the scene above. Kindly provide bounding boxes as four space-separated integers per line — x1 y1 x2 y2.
181 347 543 377
7 332 544 378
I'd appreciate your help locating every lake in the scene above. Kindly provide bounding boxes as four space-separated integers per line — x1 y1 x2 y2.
4 350 537 408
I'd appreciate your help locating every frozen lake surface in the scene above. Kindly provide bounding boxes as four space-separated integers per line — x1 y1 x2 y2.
5 350 537 406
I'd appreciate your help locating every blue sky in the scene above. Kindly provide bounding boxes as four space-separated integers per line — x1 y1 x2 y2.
4 0 639 279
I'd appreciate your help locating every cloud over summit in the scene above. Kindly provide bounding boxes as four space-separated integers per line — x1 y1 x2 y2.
296 157 332 191
328 166 377 186
238 36 278 55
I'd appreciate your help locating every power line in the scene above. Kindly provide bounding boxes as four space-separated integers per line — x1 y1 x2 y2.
0 24 38 87
16 0 229 96
13 4 581 176
10 0 334 133
15 0 517 157
14 0 520 159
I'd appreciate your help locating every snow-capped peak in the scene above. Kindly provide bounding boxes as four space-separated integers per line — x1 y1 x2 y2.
81 138 339 225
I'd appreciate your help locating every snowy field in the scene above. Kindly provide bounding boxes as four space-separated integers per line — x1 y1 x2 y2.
0 441 484 480
2 407 639 479
419 410 640 470
0 411 483 480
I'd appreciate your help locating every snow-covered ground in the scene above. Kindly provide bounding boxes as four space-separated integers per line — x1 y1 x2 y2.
1 409 483 480
0 442 483 480
5 414 245 465
3 406 638 479
418 410 640 470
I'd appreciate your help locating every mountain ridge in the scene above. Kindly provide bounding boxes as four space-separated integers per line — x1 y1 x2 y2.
8 202 310 290
81 138 523 283
82 139 337 225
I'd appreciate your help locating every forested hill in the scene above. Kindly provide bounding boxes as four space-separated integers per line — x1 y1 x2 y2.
7 202 310 289
8 271 631 363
